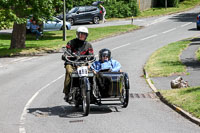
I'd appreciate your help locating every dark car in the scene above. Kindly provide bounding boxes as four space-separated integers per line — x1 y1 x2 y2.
57 6 103 25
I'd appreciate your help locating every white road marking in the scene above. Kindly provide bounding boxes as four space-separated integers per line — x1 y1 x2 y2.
146 16 169 26
11 57 28 63
19 57 37 62
140 34 158 41
111 43 131 51
162 28 176 34
19 74 64 133
181 22 192 27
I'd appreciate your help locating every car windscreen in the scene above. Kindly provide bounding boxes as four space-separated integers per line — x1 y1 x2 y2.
68 7 78 13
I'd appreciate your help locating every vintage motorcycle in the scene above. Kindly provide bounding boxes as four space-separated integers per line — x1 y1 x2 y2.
62 48 130 116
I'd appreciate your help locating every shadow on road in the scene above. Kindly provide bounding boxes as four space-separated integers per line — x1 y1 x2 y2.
169 12 198 22
27 105 115 118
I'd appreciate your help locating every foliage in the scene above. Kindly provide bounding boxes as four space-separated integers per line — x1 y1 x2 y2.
105 0 139 18
0 0 62 30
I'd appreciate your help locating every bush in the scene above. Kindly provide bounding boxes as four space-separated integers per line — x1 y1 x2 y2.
105 0 139 18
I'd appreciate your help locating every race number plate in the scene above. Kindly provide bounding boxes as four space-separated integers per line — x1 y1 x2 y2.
77 66 88 77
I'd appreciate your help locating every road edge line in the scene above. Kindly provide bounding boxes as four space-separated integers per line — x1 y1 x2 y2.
143 68 200 126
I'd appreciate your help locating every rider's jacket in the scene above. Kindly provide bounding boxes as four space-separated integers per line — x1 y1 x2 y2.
90 59 121 72
66 38 93 56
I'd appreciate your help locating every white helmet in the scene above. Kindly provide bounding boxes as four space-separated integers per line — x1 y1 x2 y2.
76 26 89 40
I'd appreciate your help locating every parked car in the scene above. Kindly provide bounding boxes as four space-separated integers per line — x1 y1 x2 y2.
26 17 71 33
57 6 103 25
197 15 200 30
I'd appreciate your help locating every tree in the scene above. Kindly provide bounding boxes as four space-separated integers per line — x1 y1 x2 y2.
0 0 62 49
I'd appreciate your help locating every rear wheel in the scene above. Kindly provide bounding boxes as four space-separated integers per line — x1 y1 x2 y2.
93 17 100 24
81 78 90 116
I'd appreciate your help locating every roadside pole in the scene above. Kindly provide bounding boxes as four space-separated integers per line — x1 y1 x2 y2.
63 0 66 41
165 0 167 9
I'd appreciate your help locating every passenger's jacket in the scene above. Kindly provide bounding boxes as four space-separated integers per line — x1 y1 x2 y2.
91 59 121 72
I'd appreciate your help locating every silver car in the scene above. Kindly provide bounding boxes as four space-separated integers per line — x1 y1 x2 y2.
26 17 71 33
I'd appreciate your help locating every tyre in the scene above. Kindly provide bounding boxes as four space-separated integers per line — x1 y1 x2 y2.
67 18 74 25
81 77 90 116
93 16 100 24
121 73 130 108
122 89 129 108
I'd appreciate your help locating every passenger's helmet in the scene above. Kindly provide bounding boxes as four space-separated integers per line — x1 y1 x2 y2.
76 26 89 40
99 48 111 61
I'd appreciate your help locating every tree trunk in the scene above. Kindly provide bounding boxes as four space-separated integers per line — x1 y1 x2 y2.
10 22 26 49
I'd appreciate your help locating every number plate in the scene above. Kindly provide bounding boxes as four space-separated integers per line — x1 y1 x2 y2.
77 66 88 77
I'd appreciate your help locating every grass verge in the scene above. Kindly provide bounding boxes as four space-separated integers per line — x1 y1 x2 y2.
159 87 200 119
196 48 200 61
144 40 190 77
138 0 200 18
0 24 139 57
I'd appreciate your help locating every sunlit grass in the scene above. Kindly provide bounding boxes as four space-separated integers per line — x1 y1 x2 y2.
144 40 190 77
160 86 200 118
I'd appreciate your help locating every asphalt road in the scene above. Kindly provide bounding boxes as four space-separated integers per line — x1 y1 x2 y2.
0 7 200 133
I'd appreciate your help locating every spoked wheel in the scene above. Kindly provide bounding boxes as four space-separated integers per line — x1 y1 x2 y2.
81 77 90 116
121 73 130 108
121 88 129 108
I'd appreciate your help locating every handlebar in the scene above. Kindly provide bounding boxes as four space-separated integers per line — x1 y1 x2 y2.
62 47 96 64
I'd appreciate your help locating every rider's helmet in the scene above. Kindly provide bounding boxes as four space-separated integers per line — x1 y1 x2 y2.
99 48 111 61
76 26 89 41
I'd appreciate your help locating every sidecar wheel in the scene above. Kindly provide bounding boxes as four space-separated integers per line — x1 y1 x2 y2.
122 73 130 108
122 89 129 108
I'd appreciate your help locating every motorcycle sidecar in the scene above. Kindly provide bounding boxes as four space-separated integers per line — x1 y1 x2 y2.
95 72 130 108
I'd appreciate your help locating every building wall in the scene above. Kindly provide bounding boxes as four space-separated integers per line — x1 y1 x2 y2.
137 0 157 11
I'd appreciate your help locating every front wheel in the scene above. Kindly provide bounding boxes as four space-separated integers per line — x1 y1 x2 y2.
81 77 90 116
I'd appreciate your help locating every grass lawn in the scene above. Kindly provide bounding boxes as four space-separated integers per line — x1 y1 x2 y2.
159 87 200 119
144 40 190 77
0 24 139 57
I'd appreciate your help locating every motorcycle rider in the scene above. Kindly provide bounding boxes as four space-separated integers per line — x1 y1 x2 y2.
90 48 121 73
62 26 94 101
